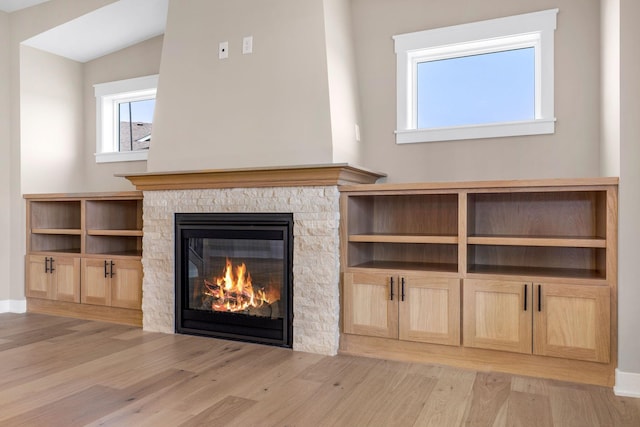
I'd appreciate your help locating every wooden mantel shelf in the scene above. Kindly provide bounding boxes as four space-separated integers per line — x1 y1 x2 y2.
118 164 386 191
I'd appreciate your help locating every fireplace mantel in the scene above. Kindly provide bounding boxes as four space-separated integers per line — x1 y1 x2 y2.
119 164 385 191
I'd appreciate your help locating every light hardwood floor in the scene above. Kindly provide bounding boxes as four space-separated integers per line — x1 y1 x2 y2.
0 313 638 426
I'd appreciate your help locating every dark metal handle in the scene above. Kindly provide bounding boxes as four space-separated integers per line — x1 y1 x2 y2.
104 260 109 278
538 285 542 312
390 277 394 301
401 277 405 301
524 284 528 311
49 257 55 273
110 261 115 278
44 257 49 273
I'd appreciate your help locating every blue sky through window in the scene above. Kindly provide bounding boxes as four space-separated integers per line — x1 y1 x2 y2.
417 47 535 129
119 99 155 124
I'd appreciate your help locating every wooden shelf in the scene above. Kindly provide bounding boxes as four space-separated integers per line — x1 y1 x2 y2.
349 260 459 273
349 234 458 244
467 264 606 280
30 248 81 254
467 235 606 248
87 229 143 237
32 228 82 235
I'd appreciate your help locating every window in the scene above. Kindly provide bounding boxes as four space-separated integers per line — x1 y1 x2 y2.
94 75 158 163
393 9 558 144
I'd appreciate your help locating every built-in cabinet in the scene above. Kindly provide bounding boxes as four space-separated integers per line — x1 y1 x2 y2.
24 192 143 326
339 178 618 386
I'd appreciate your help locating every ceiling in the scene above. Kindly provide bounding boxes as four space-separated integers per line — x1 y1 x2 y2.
17 0 168 63
0 0 51 13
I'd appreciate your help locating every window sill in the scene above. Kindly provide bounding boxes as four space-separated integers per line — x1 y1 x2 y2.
395 119 556 144
96 151 148 163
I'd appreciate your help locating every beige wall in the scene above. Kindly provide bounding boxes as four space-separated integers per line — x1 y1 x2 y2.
600 0 620 177
148 0 334 172
82 35 163 192
20 46 84 194
351 0 602 183
323 0 362 165
6 0 118 301
618 0 640 375
0 11 10 301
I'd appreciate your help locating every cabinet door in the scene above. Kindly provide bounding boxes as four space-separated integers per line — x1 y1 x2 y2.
534 283 610 363
463 279 532 354
26 255 51 299
50 256 80 303
81 259 111 306
343 272 398 339
111 259 142 309
399 275 460 346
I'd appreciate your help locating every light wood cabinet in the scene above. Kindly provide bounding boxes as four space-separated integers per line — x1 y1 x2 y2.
344 272 398 339
398 274 460 346
26 254 80 303
463 279 532 354
463 279 610 363
81 258 142 309
340 178 618 385
344 271 460 345
24 192 143 326
534 282 610 363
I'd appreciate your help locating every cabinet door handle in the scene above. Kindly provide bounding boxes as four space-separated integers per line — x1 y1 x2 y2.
524 284 528 311
401 277 405 302
390 277 394 301
104 260 109 278
49 257 55 273
110 261 115 278
538 284 542 312
44 257 49 273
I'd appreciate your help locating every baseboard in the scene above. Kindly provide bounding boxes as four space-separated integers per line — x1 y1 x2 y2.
614 369 640 398
0 299 27 313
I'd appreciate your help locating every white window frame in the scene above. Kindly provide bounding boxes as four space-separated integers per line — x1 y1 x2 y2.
94 74 158 163
393 9 558 144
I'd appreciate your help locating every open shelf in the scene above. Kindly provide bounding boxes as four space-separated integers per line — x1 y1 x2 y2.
86 229 144 237
30 200 81 230
85 235 142 257
30 234 81 254
467 191 607 240
467 245 606 280
348 242 458 272
85 199 142 232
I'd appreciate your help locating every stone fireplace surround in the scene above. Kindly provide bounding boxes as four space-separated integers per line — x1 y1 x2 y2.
122 164 384 355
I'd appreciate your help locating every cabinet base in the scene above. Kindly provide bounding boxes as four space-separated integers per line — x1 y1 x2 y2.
339 333 615 387
27 298 142 327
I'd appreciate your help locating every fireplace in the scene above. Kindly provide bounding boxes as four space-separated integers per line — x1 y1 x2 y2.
175 213 294 348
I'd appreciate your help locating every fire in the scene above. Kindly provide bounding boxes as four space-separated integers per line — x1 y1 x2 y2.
202 258 276 312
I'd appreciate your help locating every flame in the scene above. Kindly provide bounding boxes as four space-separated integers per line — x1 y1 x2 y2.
202 258 277 312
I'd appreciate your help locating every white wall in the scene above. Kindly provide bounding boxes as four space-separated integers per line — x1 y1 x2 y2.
617 0 640 380
82 35 163 192
0 11 10 301
351 0 602 183
148 0 334 172
20 46 84 194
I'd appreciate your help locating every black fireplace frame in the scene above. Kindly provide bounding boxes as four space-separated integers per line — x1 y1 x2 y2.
175 212 293 348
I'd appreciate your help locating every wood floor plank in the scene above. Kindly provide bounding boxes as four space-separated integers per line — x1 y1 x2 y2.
506 391 554 427
412 368 477 427
0 313 638 427
463 371 512 426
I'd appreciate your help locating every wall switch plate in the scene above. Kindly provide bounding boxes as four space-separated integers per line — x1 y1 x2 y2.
219 41 229 59
242 36 253 54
